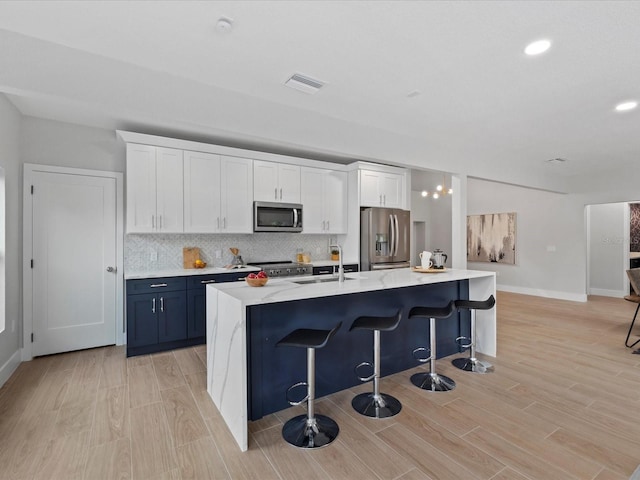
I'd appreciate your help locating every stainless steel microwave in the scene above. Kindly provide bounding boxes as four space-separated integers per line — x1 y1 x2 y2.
253 201 303 232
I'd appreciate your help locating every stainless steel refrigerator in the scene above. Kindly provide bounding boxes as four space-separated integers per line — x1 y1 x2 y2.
360 207 411 270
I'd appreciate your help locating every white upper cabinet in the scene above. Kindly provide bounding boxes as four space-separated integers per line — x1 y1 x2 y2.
183 151 253 233
126 144 183 233
359 168 405 209
253 160 301 203
301 167 347 234
220 156 253 233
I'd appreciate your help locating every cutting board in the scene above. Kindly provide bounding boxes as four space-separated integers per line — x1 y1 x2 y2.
183 247 201 269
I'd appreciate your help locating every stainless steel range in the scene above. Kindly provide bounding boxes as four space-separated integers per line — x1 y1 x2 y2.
247 261 313 278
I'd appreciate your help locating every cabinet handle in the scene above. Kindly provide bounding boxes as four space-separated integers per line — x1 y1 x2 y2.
152 297 156 313
379 194 383 205
159 215 163 229
160 297 164 313
318 269 331 274
201 279 216 284
326 220 330 231
322 220 325 231
383 194 386 205
274 187 278 200
217 217 220 229
152 215 155 229
223 217 227 229
280 188 282 200
150 283 168 288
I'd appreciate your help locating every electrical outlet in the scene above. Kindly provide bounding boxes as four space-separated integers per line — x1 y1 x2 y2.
315 247 321 255
215 250 222 259
546 245 556 252
150 250 157 261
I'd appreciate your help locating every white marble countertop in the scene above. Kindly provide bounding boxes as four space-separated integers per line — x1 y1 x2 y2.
125 265 260 280
208 267 495 307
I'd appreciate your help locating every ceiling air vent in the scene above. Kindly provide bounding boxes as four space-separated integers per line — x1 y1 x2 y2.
284 73 324 95
546 157 567 164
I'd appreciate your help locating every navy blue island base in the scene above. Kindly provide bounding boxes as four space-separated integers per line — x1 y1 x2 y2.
246 279 470 420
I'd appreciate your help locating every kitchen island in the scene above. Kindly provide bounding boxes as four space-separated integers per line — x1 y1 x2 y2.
206 267 496 451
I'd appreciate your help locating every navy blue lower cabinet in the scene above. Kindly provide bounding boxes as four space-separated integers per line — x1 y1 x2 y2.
126 293 159 348
158 290 188 343
247 279 469 420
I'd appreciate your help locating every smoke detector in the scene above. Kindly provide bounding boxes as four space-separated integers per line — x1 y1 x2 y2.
284 73 325 95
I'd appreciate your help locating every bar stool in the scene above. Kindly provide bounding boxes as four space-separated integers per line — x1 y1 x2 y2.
409 301 456 392
625 269 640 350
452 295 496 374
276 321 342 448
349 310 402 418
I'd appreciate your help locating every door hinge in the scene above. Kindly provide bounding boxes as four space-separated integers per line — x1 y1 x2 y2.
31 185 34 194
30 259 34 269
31 333 34 343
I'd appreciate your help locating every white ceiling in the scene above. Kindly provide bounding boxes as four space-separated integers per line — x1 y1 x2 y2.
0 1 638 193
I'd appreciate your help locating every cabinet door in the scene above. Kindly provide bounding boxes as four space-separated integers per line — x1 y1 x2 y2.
186 288 206 339
157 290 187 343
184 151 221 233
126 293 158 347
155 147 184 232
324 170 348 233
253 160 279 202
278 164 301 203
300 167 325 233
360 169 382 207
221 156 253 233
380 172 403 208
126 144 157 233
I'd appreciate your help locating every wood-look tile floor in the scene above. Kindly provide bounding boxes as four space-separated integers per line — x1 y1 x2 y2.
1 292 640 479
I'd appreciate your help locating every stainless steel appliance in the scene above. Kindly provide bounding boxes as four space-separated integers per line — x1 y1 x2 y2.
360 207 411 270
254 201 303 232
247 261 313 278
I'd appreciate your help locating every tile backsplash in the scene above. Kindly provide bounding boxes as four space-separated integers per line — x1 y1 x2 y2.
125 233 335 271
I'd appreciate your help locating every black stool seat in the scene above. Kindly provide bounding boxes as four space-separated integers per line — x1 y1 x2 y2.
350 311 403 332
452 295 495 374
408 301 456 392
455 295 496 311
277 323 341 349
409 301 456 319
349 311 403 418
276 321 341 449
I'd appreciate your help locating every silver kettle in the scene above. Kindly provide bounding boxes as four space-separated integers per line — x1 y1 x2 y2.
432 249 448 269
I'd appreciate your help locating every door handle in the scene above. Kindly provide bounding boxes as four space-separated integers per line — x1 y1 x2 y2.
152 215 155 229
150 283 168 288
152 298 156 314
275 187 278 200
280 188 283 200
160 297 164 313
106 266 117 273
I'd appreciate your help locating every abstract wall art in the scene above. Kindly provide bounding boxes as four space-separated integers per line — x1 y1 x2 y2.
467 212 516 264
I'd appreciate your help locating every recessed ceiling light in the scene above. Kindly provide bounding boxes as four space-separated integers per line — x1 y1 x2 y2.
615 101 638 112
216 17 233 33
524 39 551 56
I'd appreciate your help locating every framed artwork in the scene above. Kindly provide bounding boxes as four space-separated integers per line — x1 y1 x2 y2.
467 212 516 264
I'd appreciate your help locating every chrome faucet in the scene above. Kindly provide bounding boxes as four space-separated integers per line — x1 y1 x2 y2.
330 244 344 283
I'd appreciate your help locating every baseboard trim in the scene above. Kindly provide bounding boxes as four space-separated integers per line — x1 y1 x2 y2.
0 349 21 389
497 284 588 302
588 288 625 298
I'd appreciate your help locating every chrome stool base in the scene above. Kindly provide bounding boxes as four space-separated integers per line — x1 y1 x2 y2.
451 357 494 374
410 372 456 392
351 392 402 418
282 414 339 448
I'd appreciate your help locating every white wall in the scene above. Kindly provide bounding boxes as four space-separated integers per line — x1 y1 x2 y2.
467 178 586 301
411 190 452 267
0 94 22 385
587 203 628 297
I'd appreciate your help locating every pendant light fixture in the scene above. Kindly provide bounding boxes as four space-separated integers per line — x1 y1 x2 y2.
421 175 453 199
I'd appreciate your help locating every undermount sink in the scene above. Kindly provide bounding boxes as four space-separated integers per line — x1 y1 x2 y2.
293 276 355 285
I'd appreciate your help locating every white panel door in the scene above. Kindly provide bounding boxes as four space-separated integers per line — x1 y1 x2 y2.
155 147 184 232
300 167 325 233
126 144 156 232
221 156 253 233
278 164 301 203
184 151 221 233
31 171 117 356
324 170 348 233
253 160 279 202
